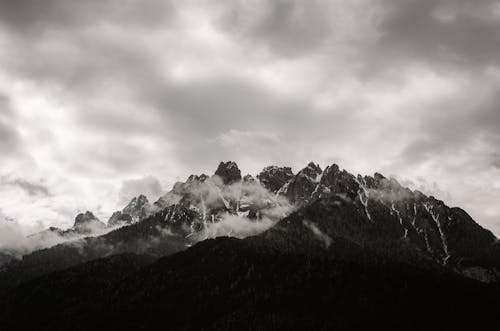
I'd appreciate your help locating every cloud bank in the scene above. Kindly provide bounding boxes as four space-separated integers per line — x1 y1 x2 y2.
0 0 499 235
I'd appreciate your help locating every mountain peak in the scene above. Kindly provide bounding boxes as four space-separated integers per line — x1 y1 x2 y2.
74 211 98 226
108 211 133 227
124 195 149 209
299 162 322 179
282 162 323 204
307 161 320 168
257 165 294 193
214 161 241 184
73 211 105 233
120 194 151 223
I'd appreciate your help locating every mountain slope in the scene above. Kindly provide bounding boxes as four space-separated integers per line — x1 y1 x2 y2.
1 160 499 295
0 205 191 294
0 160 499 320
270 163 500 281
1 235 498 330
0 161 499 329
0 161 290 292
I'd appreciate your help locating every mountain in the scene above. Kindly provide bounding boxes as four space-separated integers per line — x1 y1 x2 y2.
23 212 108 254
26 195 155 256
1 236 498 330
0 204 193 295
282 162 322 204
0 252 15 267
214 161 242 184
108 194 151 226
0 160 499 329
2 161 499 286
253 162 500 282
0 161 291 292
72 211 106 233
30 211 106 239
257 165 294 193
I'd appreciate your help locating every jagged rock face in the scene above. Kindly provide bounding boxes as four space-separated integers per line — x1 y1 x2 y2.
317 164 359 200
123 194 150 221
17 161 499 285
153 192 181 209
147 162 291 241
108 211 133 227
260 163 499 282
73 211 106 234
147 162 499 279
177 178 228 219
284 162 322 204
257 166 294 193
74 211 97 227
300 162 322 179
445 207 497 260
147 166 294 241
214 161 241 185
168 173 291 239
243 174 256 183
108 194 153 227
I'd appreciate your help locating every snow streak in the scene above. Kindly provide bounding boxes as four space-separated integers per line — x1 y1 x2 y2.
424 202 451 264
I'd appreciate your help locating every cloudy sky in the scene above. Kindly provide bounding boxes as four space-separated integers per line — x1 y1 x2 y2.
0 0 499 235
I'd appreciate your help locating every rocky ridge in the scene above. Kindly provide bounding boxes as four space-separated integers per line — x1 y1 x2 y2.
5 161 500 284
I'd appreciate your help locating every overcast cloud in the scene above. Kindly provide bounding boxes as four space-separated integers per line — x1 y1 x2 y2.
0 0 499 235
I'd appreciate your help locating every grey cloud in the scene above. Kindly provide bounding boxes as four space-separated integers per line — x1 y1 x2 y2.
371 0 500 72
0 121 20 155
11 179 50 197
2 30 159 97
399 139 438 164
492 154 500 169
0 96 22 156
217 0 383 59
395 76 500 170
65 139 154 175
216 0 500 74
203 214 277 239
2 0 353 166
155 78 319 136
0 0 499 235
0 0 174 36
0 94 15 119
77 108 163 136
218 0 335 57
148 76 355 168
303 219 332 248
0 176 50 197
216 130 282 150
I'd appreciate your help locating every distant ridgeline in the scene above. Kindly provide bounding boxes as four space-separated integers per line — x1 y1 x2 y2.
0 161 499 329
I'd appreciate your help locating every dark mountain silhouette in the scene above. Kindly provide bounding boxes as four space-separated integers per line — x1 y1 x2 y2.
1 236 498 330
0 205 192 295
0 161 499 329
